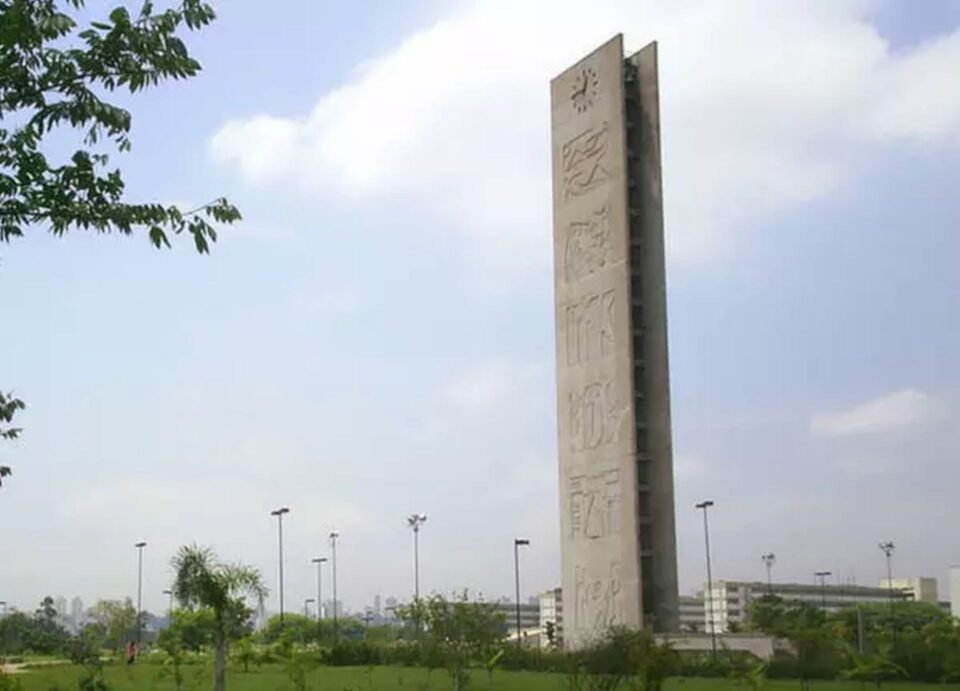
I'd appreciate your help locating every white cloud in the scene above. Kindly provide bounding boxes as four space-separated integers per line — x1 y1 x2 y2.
208 0 960 269
810 388 939 436
442 361 542 413
211 116 298 184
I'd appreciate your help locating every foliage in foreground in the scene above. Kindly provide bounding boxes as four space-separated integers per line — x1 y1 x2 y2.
0 0 240 251
0 392 24 487
749 597 960 683
0 0 240 485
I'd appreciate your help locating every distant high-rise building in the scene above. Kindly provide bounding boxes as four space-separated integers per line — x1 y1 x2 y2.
950 567 960 619
70 597 84 631
384 596 398 621
323 599 343 619
373 595 382 621
53 596 68 629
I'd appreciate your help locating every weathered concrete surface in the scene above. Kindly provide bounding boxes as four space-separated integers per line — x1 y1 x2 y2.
551 35 677 647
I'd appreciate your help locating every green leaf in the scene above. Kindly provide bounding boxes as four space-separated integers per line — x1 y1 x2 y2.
149 226 170 248
109 6 130 25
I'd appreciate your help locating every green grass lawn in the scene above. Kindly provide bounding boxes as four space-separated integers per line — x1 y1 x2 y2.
10 665 960 691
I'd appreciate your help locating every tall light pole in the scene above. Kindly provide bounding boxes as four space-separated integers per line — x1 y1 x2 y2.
311 557 328 624
330 530 340 643
270 507 290 626
695 500 717 660
407 513 427 641
134 541 147 648
814 571 832 612
761 553 776 595
513 538 530 648
407 514 427 603
162 589 173 625
879 540 896 640
304 598 315 618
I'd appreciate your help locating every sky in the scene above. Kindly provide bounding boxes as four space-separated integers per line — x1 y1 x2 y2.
2 0 960 617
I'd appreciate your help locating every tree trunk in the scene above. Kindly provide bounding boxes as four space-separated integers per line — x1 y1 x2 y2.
214 636 227 691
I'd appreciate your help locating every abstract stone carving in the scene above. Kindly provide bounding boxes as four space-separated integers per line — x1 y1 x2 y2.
561 124 610 199
564 204 612 283
564 289 615 366
569 381 626 452
569 469 621 540
574 560 624 632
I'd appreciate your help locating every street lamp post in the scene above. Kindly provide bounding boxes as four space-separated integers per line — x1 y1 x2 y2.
513 538 530 648
879 540 896 640
761 553 776 595
407 513 427 639
814 571 832 612
311 557 328 625
695 501 717 660
134 541 147 648
330 531 340 643
270 507 290 626
407 514 427 604
162 589 173 624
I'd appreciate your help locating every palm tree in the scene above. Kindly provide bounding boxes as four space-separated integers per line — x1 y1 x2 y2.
839 641 905 689
172 545 267 691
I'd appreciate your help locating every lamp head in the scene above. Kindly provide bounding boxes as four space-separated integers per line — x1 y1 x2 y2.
515 538 530 546
135 541 147 548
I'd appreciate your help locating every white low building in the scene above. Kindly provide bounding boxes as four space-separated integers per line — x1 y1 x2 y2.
704 580 909 633
880 577 939 604
539 587 563 648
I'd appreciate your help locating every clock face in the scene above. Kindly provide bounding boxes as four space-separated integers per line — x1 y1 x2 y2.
571 66 599 113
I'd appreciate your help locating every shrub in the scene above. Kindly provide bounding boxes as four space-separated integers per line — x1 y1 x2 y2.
321 641 383 666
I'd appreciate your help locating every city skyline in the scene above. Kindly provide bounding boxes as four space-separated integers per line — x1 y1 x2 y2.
2 0 960 617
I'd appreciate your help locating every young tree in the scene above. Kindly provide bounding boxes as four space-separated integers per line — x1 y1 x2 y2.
0 0 241 482
87 599 137 650
164 607 216 651
398 591 505 691
172 545 266 691
0 612 33 655
840 642 906 689
29 597 68 654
